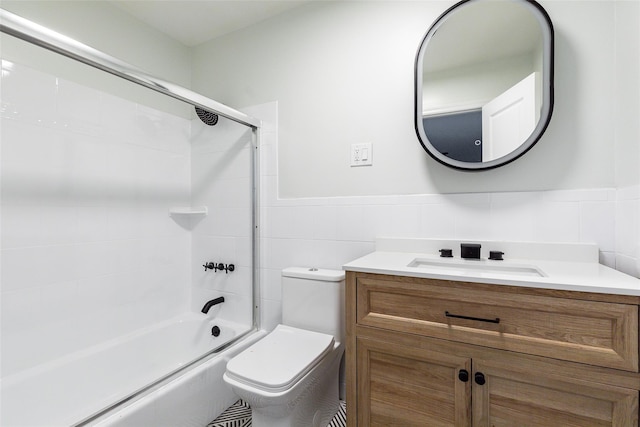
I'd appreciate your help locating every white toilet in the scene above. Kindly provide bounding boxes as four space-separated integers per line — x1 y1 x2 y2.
223 267 345 427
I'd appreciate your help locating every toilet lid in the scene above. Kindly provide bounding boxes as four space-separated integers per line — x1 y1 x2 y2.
225 324 335 393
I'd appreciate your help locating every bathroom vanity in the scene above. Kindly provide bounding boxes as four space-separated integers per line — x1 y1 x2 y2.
343 239 640 426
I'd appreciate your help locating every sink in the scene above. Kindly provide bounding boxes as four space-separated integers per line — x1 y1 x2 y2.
407 258 546 277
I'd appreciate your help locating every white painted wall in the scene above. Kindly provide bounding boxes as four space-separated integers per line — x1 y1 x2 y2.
614 0 640 189
192 0 635 198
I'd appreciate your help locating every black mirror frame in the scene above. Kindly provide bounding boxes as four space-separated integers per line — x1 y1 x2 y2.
414 0 555 171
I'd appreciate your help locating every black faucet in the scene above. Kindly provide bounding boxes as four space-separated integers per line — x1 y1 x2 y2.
202 262 235 273
201 296 225 314
460 243 481 259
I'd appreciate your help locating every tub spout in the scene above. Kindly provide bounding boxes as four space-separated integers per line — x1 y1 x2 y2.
201 297 225 314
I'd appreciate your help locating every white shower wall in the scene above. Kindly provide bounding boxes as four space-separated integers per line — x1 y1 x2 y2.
0 61 192 376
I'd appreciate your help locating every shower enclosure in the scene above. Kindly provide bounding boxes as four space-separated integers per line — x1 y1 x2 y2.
1 9 260 426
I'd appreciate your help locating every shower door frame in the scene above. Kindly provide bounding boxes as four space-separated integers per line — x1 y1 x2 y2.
1 7 262 424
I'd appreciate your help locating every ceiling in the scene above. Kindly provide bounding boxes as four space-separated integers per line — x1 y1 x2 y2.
109 0 312 47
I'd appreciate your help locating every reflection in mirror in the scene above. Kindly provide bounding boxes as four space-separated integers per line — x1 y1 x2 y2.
415 0 553 170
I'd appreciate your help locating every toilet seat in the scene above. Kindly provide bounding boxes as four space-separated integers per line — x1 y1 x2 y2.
225 324 335 393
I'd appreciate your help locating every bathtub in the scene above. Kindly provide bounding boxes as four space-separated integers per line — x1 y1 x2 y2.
0 313 264 427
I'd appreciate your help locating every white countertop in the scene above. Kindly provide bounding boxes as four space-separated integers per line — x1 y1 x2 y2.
342 239 640 297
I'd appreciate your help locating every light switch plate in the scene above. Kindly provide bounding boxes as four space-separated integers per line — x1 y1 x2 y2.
350 143 372 167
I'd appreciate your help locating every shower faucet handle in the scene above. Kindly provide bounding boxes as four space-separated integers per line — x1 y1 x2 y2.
204 262 235 273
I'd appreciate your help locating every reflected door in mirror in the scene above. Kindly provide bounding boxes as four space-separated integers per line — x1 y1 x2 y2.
423 110 482 162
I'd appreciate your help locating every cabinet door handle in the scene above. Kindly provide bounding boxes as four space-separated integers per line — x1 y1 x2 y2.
445 311 500 324
474 372 486 385
458 369 469 382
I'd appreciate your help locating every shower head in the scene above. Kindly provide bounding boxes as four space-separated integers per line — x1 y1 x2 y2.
195 106 219 126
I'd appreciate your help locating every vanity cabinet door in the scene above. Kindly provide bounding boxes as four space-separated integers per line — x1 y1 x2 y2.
471 357 639 427
356 334 472 426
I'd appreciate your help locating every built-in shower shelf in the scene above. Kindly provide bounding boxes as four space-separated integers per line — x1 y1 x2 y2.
168 206 208 217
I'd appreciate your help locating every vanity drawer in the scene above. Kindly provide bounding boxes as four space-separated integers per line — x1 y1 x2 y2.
355 275 639 372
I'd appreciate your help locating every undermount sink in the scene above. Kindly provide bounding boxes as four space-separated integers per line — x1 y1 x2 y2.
407 258 546 278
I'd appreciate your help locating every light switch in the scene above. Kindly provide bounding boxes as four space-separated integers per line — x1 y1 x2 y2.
350 143 372 167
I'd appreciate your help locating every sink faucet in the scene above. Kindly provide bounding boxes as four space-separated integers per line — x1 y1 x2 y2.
201 296 225 314
460 243 481 259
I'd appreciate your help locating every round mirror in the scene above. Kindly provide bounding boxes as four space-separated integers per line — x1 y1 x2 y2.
415 0 554 170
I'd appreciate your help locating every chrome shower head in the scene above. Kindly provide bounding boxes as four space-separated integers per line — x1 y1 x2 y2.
195 106 218 126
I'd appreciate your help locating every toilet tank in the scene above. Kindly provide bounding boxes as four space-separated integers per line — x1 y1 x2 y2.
281 267 345 344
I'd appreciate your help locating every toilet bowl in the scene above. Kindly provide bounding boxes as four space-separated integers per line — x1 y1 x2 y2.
223 267 345 427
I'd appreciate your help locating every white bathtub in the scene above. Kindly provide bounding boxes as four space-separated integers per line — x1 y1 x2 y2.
0 313 263 427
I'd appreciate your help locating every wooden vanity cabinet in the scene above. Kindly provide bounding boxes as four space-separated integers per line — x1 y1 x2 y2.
346 272 640 426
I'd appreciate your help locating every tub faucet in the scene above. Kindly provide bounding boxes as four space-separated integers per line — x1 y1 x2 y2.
201 296 225 314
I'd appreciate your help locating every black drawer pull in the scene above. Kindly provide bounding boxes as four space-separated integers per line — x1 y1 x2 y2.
445 311 500 324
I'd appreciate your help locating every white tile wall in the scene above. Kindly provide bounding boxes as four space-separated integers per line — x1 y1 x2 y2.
1 61 192 376
252 102 640 332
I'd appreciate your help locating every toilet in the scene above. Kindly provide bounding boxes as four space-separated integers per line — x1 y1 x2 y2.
223 267 345 427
